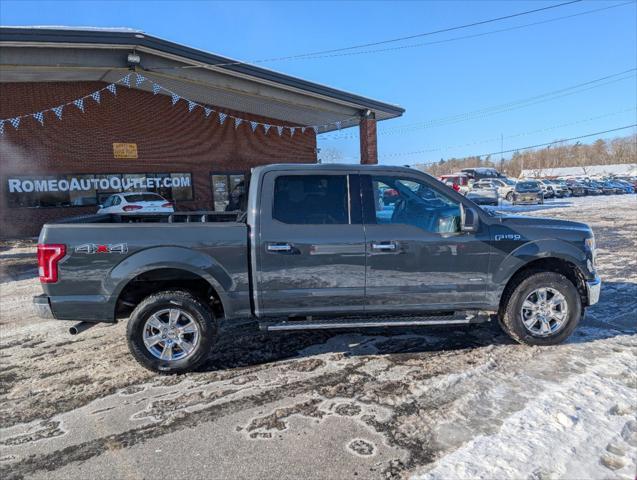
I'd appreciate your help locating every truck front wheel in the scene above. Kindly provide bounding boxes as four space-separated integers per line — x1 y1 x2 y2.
127 290 216 374
500 272 582 346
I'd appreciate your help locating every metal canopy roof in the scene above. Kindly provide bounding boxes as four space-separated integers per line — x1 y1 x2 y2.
0 27 405 132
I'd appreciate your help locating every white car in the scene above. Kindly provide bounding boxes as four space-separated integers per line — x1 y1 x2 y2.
472 178 516 202
97 192 174 214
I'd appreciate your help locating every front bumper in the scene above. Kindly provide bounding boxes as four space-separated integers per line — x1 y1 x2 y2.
586 276 602 306
33 294 55 319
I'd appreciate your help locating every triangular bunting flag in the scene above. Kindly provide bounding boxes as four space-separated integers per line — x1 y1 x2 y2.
106 83 117 95
171 93 180 105
335 121 341 130
91 91 101 104
135 73 146 88
9 117 20 130
250 121 258 132
73 98 85 112
152 83 161 95
33 112 44 125
290 127 296 137
188 100 197 112
234 117 242 129
121 73 131 87
204 108 213 118
301 127 306 134
52 106 64 120
312 126 319 134
276 126 284 136
263 124 271 134
0 121 4 135
218 112 227 125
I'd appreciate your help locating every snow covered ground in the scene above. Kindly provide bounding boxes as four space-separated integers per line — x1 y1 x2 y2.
0 195 635 480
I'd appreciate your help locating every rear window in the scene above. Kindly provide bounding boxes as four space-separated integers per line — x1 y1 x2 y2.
516 181 539 190
273 175 349 224
124 193 165 202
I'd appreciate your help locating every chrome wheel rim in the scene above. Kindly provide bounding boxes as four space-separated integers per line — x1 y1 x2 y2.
520 287 569 337
142 308 200 361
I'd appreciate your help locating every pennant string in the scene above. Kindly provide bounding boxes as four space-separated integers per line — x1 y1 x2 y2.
0 73 358 136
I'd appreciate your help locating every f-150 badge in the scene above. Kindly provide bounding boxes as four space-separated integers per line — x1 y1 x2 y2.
494 234 521 241
75 243 128 254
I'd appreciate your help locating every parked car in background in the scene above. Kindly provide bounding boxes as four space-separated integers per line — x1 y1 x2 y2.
589 180 614 195
535 180 555 199
439 173 471 194
466 182 499 206
544 180 569 198
512 180 544 205
564 179 587 197
382 187 400 205
472 178 516 201
460 167 506 181
607 179 633 194
97 192 175 214
580 181 603 196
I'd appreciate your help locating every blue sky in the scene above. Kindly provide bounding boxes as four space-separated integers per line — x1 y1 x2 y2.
1 0 636 165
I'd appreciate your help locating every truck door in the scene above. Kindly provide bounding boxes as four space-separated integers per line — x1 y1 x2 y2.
255 171 366 316
361 173 490 312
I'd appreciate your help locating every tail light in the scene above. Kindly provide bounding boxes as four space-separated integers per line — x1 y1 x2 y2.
123 205 143 212
161 202 174 208
37 244 66 283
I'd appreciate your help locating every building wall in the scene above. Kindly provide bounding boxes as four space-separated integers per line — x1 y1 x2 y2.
0 81 317 237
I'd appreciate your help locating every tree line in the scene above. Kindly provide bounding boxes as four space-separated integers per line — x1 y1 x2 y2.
416 133 636 178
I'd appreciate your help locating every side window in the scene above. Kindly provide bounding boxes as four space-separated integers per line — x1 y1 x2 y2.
113 196 122 206
372 176 461 233
102 196 113 207
273 175 349 225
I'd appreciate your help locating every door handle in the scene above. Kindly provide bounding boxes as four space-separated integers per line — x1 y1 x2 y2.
267 243 293 253
371 242 397 251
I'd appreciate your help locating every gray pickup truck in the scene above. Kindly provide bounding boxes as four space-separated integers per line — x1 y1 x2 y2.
34 164 601 373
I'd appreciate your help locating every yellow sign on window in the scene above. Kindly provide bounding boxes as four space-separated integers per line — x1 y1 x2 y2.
113 143 138 159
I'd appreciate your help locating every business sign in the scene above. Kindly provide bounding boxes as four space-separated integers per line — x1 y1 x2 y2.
7 174 191 193
113 143 138 159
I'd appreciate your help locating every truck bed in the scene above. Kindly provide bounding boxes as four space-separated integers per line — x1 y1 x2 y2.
38 214 251 322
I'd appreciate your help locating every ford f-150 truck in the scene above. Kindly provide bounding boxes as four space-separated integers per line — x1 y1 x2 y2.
34 164 601 373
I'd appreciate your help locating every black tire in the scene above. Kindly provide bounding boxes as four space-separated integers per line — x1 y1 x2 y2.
506 192 513 202
499 272 582 346
127 290 216 374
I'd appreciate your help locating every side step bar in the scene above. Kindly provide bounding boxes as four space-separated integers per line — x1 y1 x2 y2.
259 311 491 332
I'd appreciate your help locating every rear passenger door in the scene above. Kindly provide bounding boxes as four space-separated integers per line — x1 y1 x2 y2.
256 171 366 316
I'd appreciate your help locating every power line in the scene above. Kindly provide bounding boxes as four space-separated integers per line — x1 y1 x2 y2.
148 0 612 71
256 0 583 60
379 108 637 159
324 68 637 140
277 1 634 62
404 124 637 166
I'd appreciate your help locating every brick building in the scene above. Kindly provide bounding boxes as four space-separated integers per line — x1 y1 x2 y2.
0 27 404 236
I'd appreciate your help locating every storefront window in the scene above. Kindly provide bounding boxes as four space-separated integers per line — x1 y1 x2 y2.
5 172 193 208
211 173 246 211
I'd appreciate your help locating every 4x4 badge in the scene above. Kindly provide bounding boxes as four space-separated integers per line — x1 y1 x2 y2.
75 243 128 254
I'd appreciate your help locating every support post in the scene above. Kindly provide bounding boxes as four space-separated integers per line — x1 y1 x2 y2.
359 110 378 165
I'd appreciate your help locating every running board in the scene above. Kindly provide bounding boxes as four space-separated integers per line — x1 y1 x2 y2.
259 311 490 332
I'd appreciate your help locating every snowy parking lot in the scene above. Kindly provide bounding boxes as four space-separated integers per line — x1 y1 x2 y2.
0 195 635 480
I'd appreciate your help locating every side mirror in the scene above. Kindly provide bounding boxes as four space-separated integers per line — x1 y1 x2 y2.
461 205 479 232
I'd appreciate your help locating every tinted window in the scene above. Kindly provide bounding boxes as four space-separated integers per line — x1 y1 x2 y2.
516 181 540 191
124 193 164 202
371 176 460 233
273 175 348 224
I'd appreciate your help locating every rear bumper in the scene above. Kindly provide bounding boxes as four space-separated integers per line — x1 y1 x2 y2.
33 294 55 319
586 276 602 306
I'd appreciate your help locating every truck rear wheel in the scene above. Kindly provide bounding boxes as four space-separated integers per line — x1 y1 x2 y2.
127 290 216 374
500 272 582 346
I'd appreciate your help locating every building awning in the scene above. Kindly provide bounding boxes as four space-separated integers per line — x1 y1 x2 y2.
0 27 404 133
